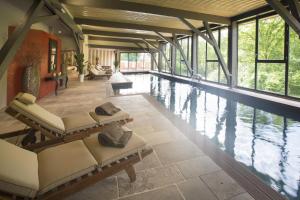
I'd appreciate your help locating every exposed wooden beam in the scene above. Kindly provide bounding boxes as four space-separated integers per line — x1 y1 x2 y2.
267 0 300 36
88 44 148 51
75 18 192 35
204 21 230 82
89 36 141 43
178 17 214 46
88 36 159 45
83 29 161 40
0 0 44 80
173 36 192 75
61 0 230 24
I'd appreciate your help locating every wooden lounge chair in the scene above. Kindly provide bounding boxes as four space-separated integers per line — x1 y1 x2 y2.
3 93 133 150
89 67 112 80
0 128 153 200
95 65 112 74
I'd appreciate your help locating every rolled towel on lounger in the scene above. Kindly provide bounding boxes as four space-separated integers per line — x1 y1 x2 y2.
95 102 121 116
98 122 132 148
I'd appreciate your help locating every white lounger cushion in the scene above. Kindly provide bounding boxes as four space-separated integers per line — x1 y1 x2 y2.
9 100 65 134
62 112 97 133
9 96 130 135
89 111 130 125
83 131 146 167
37 140 97 195
90 67 106 76
0 140 39 198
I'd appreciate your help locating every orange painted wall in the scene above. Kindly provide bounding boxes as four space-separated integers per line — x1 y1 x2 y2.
7 28 61 103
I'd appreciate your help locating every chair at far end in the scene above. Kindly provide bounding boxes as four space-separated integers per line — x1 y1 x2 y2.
89 67 112 80
3 93 133 151
0 128 153 200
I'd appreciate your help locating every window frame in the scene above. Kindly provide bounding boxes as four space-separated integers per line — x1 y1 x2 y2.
119 52 151 72
161 42 172 74
175 36 192 77
196 26 229 85
236 12 295 99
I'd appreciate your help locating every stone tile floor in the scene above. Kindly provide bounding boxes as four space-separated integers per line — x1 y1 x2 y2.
0 75 254 200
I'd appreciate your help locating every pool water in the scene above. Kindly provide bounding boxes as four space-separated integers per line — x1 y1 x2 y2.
120 74 300 200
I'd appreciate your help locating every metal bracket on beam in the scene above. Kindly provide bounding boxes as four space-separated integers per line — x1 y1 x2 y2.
178 17 214 46
154 31 176 46
33 14 59 23
267 0 300 36
288 0 300 22
173 35 193 75
0 0 45 79
142 39 159 50
204 21 231 82
44 0 83 39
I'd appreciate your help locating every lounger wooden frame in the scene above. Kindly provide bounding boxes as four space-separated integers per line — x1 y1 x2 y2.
0 148 153 200
4 107 133 151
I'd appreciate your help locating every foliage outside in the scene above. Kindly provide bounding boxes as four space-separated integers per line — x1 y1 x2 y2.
238 15 300 97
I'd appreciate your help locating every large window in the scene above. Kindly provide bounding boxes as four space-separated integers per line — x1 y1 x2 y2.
289 29 300 98
257 15 285 94
120 52 151 72
176 37 192 77
237 14 290 96
151 52 159 71
238 21 256 89
161 43 171 73
197 27 228 84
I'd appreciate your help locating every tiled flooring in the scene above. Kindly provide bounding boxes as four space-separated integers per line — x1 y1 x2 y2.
0 75 254 200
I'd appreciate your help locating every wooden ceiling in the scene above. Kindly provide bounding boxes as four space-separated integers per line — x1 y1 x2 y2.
123 0 267 17
66 5 203 30
61 0 268 49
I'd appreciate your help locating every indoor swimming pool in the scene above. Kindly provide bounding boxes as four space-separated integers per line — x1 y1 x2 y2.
120 73 300 200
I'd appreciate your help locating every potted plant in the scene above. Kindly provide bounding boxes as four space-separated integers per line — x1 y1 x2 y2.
74 53 85 82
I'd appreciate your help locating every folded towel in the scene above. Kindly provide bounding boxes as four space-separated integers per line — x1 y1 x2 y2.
98 123 132 148
95 102 121 116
